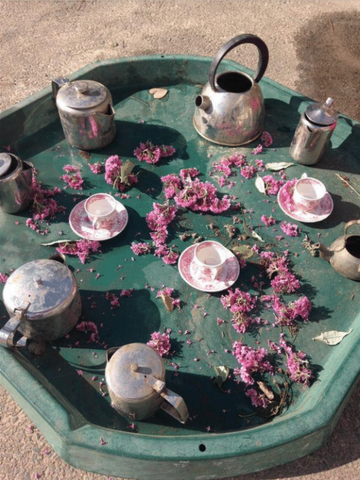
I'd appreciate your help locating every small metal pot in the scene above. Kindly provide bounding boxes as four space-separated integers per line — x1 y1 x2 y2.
0 254 82 348
52 78 116 150
0 152 33 214
105 343 189 424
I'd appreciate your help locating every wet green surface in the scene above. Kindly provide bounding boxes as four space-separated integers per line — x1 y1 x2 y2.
1 56 360 478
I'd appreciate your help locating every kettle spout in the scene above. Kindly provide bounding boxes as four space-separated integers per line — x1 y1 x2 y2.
195 95 212 113
317 242 334 263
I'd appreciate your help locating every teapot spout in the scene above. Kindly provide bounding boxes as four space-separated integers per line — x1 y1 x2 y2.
195 95 212 113
317 242 334 263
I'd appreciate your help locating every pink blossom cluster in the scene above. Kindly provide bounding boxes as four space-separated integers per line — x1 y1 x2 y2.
56 239 101 264
130 242 152 255
220 288 257 334
104 155 138 191
146 203 179 264
271 296 312 326
261 253 301 295
156 286 181 309
261 215 275 227
268 334 313 386
29 175 65 224
133 141 175 164
0 273 8 283
62 164 84 190
232 341 274 386
280 221 299 237
251 144 263 155
76 321 99 343
88 162 103 174
161 170 231 213
262 175 285 195
105 291 120 308
260 131 273 147
245 387 271 409
278 178 297 210
147 331 171 357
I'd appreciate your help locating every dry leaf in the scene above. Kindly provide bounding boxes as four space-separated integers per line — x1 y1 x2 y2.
257 381 274 400
313 328 352 345
251 231 265 243
231 245 254 260
41 239 75 246
120 159 135 185
255 175 266 194
265 162 294 171
160 293 174 312
149 87 168 99
213 366 230 391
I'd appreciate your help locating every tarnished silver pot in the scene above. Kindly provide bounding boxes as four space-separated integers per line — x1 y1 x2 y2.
105 343 189 424
52 78 116 150
193 34 269 146
0 152 33 214
0 254 82 348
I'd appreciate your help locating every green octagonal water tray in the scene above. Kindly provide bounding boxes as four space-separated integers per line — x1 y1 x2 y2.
1 55 360 480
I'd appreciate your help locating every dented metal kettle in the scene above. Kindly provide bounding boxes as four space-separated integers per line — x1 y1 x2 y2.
105 343 189 424
52 78 116 150
193 33 269 146
317 220 360 281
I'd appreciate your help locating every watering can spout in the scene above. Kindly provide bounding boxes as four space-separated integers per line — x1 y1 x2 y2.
317 242 334 263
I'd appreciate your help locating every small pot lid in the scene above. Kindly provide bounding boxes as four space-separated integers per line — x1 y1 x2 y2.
57 80 109 110
305 98 338 126
2 259 76 317
0 153 12 177
106 343 165 401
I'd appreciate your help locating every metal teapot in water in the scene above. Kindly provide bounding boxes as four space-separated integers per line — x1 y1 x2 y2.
193 34 269 146
317 220 360 281
52 78 116 150
105 343 189 424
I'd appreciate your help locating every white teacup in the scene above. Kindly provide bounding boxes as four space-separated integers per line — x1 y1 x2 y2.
293 174 327 212
84 193 117 230
193 241 227 280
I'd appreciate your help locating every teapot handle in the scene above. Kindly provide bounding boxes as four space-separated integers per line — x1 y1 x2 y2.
147 375 189 424
209 34 269 91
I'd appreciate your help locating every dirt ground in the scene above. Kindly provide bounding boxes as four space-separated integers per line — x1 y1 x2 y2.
1 1 360 480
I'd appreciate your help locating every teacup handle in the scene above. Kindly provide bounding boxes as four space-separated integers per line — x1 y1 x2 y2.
209 33 269 91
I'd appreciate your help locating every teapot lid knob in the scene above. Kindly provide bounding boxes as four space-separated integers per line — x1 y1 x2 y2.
75 82 89 95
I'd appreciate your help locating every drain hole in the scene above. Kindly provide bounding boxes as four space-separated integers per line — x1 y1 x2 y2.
199 444 206 452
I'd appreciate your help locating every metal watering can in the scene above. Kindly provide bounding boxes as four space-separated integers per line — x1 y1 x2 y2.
193 33 269 146
317 220 360 281
105 343 189 424
52 78 116 150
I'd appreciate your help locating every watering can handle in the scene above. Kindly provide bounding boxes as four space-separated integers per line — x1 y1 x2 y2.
209 34 269 91
344 219 360 241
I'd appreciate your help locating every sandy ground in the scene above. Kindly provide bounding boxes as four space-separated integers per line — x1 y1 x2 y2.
1 1 360 479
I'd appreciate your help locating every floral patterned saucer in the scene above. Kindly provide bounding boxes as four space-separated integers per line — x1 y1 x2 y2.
277 185 334 223
69 199 128 241
178 243 240 292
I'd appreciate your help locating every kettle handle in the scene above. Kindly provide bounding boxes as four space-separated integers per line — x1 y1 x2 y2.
209 34 269 91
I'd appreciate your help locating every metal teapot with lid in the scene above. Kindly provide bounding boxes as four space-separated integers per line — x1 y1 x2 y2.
0 152 33 214
193 33 269 146
52 78 116 150
105 343 189 424
317 220 360 281
0 254 82 349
